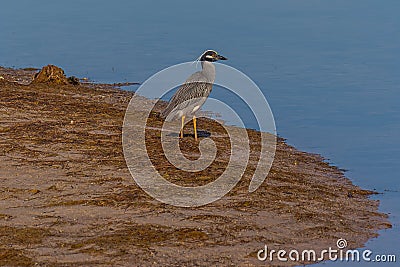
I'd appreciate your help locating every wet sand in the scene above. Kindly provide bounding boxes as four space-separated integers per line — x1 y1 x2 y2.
0 66 391 266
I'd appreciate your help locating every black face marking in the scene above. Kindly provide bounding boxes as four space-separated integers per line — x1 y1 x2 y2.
200 50 218 62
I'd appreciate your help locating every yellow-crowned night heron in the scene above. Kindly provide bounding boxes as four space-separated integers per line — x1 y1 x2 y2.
161 50 227 141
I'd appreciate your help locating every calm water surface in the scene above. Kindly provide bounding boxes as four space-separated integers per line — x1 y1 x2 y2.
1 0 399 265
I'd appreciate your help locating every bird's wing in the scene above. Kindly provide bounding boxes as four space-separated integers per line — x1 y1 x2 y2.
161 72 212 118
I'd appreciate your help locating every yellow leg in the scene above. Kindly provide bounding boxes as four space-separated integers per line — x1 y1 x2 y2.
180 115 185 138
193 115 198 141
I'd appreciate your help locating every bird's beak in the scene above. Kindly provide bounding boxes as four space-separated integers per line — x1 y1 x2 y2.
216 54 227 60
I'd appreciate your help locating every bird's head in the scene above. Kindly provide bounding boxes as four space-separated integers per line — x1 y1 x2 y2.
199 50 227 62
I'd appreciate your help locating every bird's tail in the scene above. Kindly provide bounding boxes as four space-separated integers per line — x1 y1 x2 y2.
160 103 176 121
161 105 182 122
160 106 174 121
160 108 169 120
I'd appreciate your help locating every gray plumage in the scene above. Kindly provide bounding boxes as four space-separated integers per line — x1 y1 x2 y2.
161 50 227 122
161 68 213 121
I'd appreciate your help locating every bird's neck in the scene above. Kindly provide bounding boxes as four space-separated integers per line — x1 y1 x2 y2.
201 61 216 82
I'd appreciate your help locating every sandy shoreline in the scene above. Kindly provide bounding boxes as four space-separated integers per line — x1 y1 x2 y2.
0 66 391 266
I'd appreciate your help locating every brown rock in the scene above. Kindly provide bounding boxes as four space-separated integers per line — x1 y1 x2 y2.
31 64 69 85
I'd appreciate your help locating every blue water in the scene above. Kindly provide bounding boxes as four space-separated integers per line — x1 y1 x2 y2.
1 0 399 265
